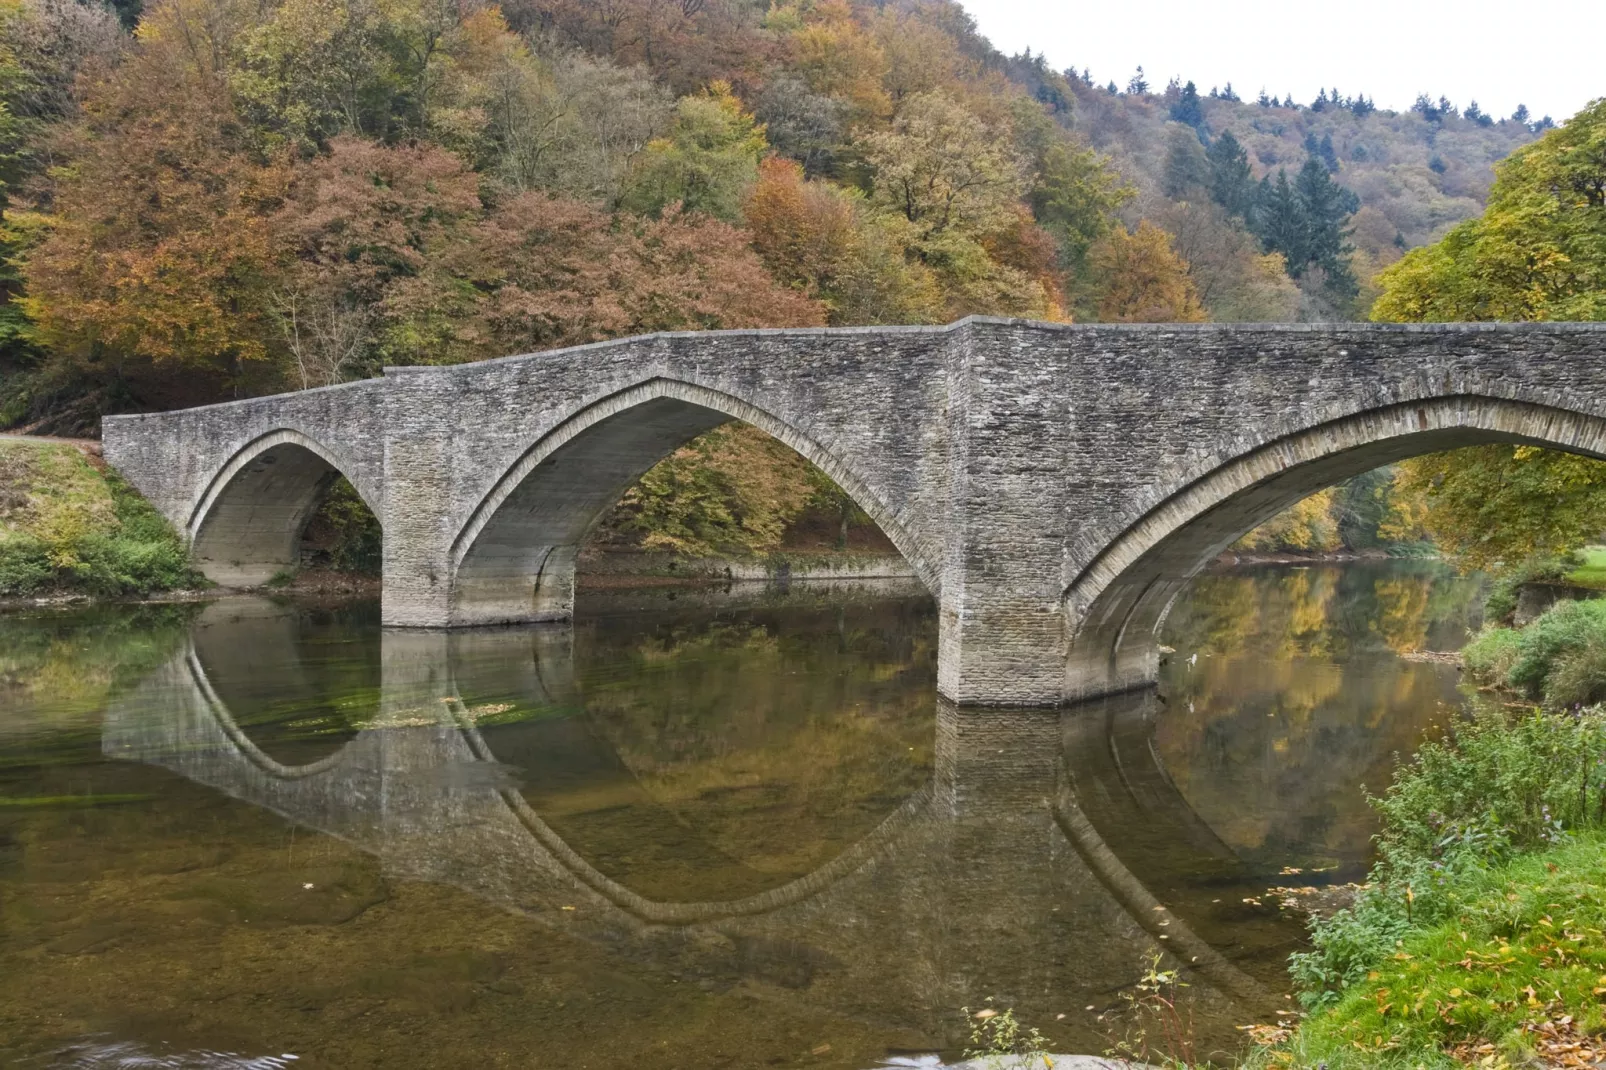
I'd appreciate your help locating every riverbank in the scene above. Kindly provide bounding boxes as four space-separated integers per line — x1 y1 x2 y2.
0 439 199 601
1464 595 1606 708
1232 682 1606 1068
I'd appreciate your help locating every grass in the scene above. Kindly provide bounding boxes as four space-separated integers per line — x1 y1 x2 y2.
0 441 201 597
1234 705 1606 1069
1255 835 1606 1069
1566 546 1606 590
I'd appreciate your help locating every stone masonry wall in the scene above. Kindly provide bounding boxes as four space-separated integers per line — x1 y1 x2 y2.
102 318 1606 705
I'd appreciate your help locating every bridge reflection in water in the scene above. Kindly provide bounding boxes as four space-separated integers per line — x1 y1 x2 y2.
99 598 1301 1059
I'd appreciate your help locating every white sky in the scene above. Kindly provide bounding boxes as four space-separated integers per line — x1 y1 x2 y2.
960 0 1604 123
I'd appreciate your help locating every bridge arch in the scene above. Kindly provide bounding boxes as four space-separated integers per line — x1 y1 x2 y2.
447 377 938 626
188 429 381 587
1063 395 1606 699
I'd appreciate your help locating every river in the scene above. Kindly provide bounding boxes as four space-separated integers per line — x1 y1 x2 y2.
0 560 1483 1068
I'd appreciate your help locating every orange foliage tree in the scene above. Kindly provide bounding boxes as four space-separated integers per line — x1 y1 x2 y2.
1088 220 1207 323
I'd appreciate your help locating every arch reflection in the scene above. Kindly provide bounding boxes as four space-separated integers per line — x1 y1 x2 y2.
104 596 1286 1055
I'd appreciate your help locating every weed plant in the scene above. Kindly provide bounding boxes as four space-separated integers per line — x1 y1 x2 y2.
1261 705 1606 1068
961 1000 1054 1069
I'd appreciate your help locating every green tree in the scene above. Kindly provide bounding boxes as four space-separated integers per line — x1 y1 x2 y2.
1293 155 1358 295
864 90 1028 241
1169 79 1204 132
1374 100 1606 572
1372 98 1606 322
1161 122 1211 197
619 81 766 222
1205 129 1255 220
1256 168 1308 270
1393 447 1606 571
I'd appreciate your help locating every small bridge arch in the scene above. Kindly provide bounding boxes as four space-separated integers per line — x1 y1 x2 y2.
188 428 381 588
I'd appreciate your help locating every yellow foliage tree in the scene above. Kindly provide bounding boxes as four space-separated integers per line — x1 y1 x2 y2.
1088 220 1207 322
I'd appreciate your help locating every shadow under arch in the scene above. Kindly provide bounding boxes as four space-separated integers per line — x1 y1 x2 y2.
189 428 382 587
447 377 939 626
1064 395 1606 699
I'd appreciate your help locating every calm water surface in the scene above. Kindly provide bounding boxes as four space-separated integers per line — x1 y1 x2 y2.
0 562 1482 1068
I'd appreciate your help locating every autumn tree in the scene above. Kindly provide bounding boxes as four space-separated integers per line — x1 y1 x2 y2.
1088 220 1206 323
1152 199 1300 321
742 156 941 325
752 74 843 177
482 45 670 202
863 90 1058 318
21 23 290 391
272 136 482 379
779 0 890 126
1374 100 1606 572
620 80 767 221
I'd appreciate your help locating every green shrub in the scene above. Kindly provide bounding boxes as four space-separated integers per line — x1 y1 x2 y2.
1547 637 1606 708
1461 624 1522 685
1507 597 1606 700
0 535 54 595
1290 707 1606 1012
0 444 202 597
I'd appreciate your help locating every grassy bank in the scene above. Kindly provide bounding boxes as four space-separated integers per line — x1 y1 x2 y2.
1239 702 1606 1069
0 440 199 598
1465 595 1606 708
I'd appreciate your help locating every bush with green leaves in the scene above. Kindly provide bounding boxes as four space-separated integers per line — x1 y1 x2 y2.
1464 595 1606 707
1290 706 1606 1010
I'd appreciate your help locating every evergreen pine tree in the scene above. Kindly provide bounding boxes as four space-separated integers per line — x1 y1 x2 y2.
1169 80 1205 133
1162 124 1212 197
1257 89 1273 108
1512 103 1531 125
1318 133 1339 173
1293 155 1358 296
1256 169 1308 271
1205 130 1255 219
1126 67 1148 95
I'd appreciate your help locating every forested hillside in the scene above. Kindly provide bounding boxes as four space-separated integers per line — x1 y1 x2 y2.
1018 64 1540 317
0 0 1576 566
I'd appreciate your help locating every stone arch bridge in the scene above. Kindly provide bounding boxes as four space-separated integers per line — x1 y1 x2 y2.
102 317 1606 705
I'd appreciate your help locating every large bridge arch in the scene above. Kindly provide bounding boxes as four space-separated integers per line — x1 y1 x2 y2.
1063 395 1606 699
188 429 381 587
445 377 941 626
